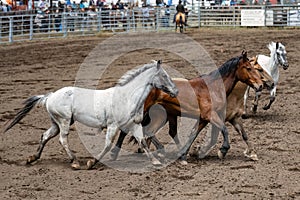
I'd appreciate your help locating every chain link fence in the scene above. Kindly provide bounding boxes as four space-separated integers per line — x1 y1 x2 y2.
0 5 300 43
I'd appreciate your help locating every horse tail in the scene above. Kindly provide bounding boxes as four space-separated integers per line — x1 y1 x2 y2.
4 93 52 133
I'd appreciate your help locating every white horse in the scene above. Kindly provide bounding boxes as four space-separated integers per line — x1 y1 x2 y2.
4 60 178 170
243 42 289 115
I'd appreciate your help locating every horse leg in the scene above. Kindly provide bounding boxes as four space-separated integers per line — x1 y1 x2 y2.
87 125 118 170
197 124 220 159
168 115 181 150
209 111 230 159
27 120 59 164
251 91 261 113
110 130 127 161
110 111 152 159
142 106 168 157
242 86 251 118
229 118 258 161
57 118 81 170
132 124 161 166
217 126 231 159
263 87 276 110
178 121 208 165
149 136 165 158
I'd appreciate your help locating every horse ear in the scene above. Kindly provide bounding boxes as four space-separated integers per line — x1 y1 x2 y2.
276 42 279 49
249 56 257 64
157 60 162 68
242 50 247 60
254 55 258 64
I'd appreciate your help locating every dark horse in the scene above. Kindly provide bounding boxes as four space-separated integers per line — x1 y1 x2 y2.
111 51 264 163
124 57 274 161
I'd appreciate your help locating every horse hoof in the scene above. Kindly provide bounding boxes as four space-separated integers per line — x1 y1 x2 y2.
218 150 225 159
244 150 259 161
179 160 188 165
263 106 270 110
71 161 81 170
249 154 259 161
241 113 248 119
197 151 207 159
87 159 96 170
157 152 165 159
110 152 118 161
137 148 145 153
26 155 37 164
152 159 162 166
251 105 257 113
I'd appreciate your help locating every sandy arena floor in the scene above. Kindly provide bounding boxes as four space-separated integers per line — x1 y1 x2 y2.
0 28 299 199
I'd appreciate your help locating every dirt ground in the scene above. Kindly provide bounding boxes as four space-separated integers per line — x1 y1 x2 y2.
0 28 299 199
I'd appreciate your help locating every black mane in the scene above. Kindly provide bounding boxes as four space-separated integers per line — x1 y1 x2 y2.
209 55 242 78
196 55 243 80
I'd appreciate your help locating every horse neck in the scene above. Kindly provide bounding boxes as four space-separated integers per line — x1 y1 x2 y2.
204 65 238 97
258 51 279 84
269 48 280 77
222 70 239 96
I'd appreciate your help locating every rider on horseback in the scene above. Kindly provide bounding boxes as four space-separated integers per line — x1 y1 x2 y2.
173 0 187 26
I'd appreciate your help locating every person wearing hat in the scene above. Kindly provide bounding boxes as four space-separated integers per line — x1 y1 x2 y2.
173 0 187 25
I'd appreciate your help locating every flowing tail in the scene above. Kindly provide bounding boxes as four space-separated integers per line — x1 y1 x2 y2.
4 94 51 133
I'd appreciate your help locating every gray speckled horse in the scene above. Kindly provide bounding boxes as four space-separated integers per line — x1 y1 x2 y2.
4 60 178 170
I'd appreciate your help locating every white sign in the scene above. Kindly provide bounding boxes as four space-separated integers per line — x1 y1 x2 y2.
241 9 265 26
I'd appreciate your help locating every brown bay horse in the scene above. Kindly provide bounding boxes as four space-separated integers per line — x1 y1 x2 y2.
139 57 274 161
196 57 274 161
111 51 266 163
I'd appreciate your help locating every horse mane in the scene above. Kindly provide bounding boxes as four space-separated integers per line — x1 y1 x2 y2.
208 55 242 78
268 42 276 54
117 61 157 86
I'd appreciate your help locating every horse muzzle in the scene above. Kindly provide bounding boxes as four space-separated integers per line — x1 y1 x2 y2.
283 63 289 70
253 83 263 92
265 81 275 91
170 89 179 98
159 86 178 98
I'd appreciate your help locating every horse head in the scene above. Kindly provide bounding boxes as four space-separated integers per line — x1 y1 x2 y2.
250 56 274 90
236 51 263 92
275 42 289 70
152 60 178 98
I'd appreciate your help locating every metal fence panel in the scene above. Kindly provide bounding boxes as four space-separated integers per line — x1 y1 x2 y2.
1 5 300 43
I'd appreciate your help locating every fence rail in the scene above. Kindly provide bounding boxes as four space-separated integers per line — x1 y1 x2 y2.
1 5 300 43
